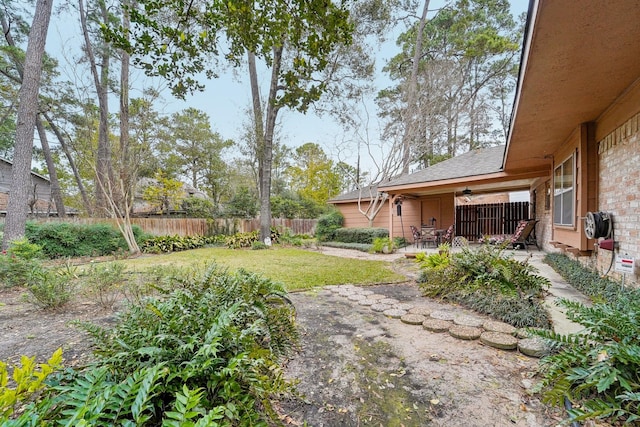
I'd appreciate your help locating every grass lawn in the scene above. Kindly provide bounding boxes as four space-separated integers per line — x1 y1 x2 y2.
116 246 407 291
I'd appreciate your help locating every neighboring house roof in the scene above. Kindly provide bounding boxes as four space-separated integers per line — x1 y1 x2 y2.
0 157 51 183
379 145 505 189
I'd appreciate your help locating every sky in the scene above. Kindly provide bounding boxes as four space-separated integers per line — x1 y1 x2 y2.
44 0 530 175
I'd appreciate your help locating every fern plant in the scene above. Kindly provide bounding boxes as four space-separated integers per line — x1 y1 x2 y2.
417 244 551 328
532 295 640 424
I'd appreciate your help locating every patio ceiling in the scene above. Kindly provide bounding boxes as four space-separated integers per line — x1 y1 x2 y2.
505 0 640 172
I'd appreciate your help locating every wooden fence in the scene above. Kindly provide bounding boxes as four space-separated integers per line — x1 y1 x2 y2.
456 201 530 241
2 217 317 237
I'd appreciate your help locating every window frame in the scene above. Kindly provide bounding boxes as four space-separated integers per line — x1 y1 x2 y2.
553 154 575 227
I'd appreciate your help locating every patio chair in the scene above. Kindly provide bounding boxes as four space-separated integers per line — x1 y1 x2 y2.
510 219 539 250
410 225 423 248
440 225 454 245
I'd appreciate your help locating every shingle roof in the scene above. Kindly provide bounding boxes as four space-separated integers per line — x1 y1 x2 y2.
329 183 381 203
378 145 505 189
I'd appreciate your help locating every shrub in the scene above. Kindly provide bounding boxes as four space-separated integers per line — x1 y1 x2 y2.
80 262 126 309
0 239 43 288
333 227 389 244
415 251 450 270
140 234 216 253
532 295 640 425
370 237 395 254
181 196 217 218
225 228 280 249
6 238 43 260
24 222 145 258
314 210 344 241
417 244 551 328
25 263 79 309
532 254 640 425
9 265 299 426
251 241 269 250
0 349 63 420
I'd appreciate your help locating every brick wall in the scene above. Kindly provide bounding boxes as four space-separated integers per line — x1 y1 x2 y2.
596 112 640 285
532 179 558 254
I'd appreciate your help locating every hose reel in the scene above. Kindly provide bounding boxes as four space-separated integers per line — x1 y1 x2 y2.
584 211 612 239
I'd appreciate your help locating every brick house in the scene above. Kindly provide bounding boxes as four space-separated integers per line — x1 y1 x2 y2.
0 158 54 215
329 0 640 285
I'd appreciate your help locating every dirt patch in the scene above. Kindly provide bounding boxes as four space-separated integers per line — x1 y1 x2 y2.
281 282 561 426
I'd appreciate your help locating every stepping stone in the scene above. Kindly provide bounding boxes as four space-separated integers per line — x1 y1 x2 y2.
366 294 387 301
395 303 414 311
317 289 334 297
518 337 550 358
483 320 517 336
338 290 356 297
422 318 452 333
347 294 367 301
371 303 392 312
453 315 485 328
409 306 432 316
430 310 456 321
379 298 399 305
358 290 374 296
449 325 482 340
480 332 519 350
401 313 426 325
384 308 407 319
327 286 343 293
358 298 377 306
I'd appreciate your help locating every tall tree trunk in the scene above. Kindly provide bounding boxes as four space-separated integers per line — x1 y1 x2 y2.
400 0 430 174
79 0 112 216
2 0 53 250
42 111 93 214
119 0 132 213
35 115 65 216
260 46 283 244
247 51 270 243
0 7 64 218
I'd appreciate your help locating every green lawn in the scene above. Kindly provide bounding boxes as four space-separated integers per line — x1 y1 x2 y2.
118 246 407 291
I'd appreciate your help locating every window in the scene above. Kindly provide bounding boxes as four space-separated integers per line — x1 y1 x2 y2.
553 155 574 226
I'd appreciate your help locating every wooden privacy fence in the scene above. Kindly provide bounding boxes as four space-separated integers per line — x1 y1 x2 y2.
6 217 317 237
456 201 530 242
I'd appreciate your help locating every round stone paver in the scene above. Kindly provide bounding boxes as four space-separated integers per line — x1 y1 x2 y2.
358 298 377 306
422 318 452 333
409 306 432 316
449 325 482 340
338 289 357 297
358 290 374 296
383 308 407 319
379 298 399 305
483 320 518 336
366 294 387 301
480 332 519 350
395 303 414 311
370 303 392 312
453 315 485 328
430 310 456 321
347 294 367 302
518 337 550 358
400 313 426 325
